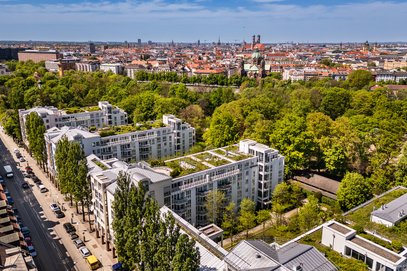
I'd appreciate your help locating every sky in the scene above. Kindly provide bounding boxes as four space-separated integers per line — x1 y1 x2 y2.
0 0 406 43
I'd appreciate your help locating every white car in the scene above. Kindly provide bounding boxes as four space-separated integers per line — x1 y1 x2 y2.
50 203 61 213
19 157 26 162
79 246 91 258
38 184 48 193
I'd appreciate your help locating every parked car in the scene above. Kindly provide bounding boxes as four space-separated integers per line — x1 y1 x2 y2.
19 157 26 162
63 223 76 233
55 210 65 218
16 152 22 159
21 182 29 189
31 176 41 183
69 232 79 240
112 263 128 271
6 196 14 205
28 245 37 257
73 238 85 248
79 246 91 258
0 176 4 186
50 203 61 213
24 236 33 247
38 184 48 193
21 226 30 237
25 166 33 173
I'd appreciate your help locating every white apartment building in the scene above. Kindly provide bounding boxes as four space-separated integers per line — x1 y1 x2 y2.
87 139 284 249
44 114 195 176
19 101 128 145
322 221 407 271
100 63 124 74
75 61 100 72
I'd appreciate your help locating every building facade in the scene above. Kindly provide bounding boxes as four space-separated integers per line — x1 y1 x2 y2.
19 101 128 145
75 61 100 72
87 139 284 249
44 114 195 176
100 63 124 74
17 50 62 63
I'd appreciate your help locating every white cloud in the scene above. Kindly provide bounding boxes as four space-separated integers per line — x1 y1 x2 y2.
0 0 406 42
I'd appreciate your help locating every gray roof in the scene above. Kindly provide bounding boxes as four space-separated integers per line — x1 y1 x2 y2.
371 192 407 224
278 243 338 271
225 240 337 271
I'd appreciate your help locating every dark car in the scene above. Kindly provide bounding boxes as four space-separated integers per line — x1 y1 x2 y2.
21 182 29 189
55 210 65 218
63 222 76 233
32 176 41 183
69 232 79 240
6 196 14 205
25 166 33 174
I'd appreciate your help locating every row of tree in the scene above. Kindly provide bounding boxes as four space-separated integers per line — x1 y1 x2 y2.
55 137 90 220
112 173 200 271
25 112 46 168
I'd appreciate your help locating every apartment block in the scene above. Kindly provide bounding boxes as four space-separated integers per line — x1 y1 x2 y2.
86 139 284 250
19 101 128 145
44 114 195 176
100 63 124 74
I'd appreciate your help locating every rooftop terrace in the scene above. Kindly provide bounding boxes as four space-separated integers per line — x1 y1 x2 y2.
98 120 165 137
164 145 254 178
62 106 100 114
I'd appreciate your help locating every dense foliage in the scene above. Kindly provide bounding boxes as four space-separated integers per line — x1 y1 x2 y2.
1 61 407 208
112 173 200 271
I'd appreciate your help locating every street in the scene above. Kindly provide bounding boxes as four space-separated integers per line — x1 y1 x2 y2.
0 137 75 271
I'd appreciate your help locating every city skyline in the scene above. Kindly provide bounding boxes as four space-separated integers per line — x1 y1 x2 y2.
0 0 407 43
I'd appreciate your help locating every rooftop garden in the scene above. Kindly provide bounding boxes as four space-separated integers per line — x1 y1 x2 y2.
346 188 407 245
194 152 230 167
300 230 369 271
91 158 109 170
63 106 100 114
165 156 210 178
98 120 165 137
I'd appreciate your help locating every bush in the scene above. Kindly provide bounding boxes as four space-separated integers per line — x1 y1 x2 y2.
392 240 403 252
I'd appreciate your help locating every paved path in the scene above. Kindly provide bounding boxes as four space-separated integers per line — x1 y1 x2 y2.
0 128 116 270
220 208 299 249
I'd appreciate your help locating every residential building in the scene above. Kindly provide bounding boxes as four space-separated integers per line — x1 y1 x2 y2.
88 139 284 248
0 47 26 61
371 193 407 227
100 63 124 74
322 221 407 271
384 61 407 70
375 72 407 82
19 101 128 145
75 61 100 72
44 58 79 74
17 50 62 63
224 240 337 271
44 114 195 176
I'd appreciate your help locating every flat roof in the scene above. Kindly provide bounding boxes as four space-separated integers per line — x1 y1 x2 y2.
371 192 407 224
350 236 401 263
328 222 352 235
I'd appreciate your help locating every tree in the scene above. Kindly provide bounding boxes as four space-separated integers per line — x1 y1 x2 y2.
347 70 373 90
172 235 200 271
25 112 46 168
239 198 256 238
271 182 304 212
298 195 321 231
112 173 200 270
203 101 244 147
221 202 238 243
337 172 373 211
256 209 271 236
320 88 351 120
204 190 226 225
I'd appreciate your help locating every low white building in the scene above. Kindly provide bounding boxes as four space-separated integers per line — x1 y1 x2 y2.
19 101 127 145
322 221 407 271
371 192 407 227
75 61 100 72
283 68 305 81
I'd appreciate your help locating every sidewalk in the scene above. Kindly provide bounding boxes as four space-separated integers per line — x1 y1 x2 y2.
220 208 299 249
0 128 116 270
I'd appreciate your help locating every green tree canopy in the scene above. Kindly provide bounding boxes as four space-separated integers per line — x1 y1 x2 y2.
337 172 373 211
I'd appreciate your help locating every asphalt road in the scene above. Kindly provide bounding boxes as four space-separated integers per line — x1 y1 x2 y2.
0 138 75 271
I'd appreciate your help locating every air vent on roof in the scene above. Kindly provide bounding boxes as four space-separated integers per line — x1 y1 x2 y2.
256 254 261 259
292 263 303 271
